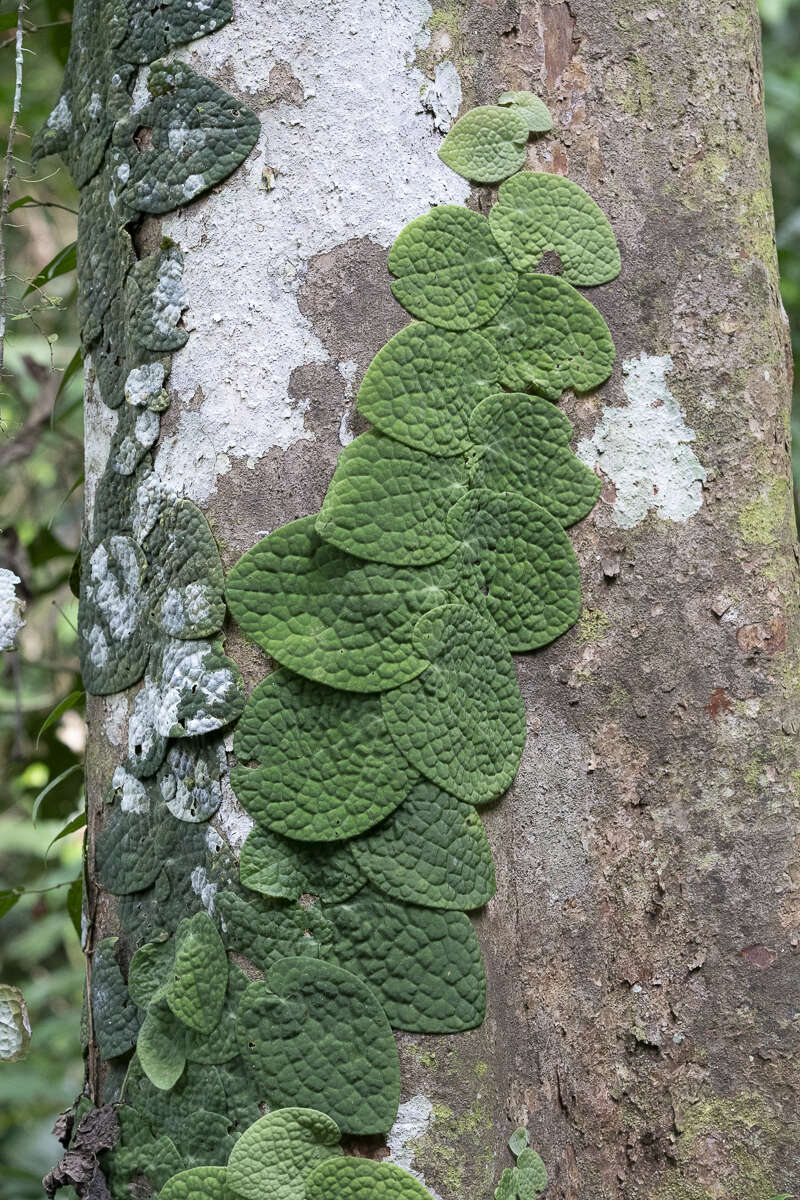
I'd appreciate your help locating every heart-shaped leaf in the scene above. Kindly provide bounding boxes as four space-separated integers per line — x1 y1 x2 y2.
356 323 501 457
226 1108 342 1200
388 206 517 330
226 517 455 694
382 604 526 804
482 274 615 399
237 957 400 1135
352 781 495 910
438 106 529 183
232 668 419 841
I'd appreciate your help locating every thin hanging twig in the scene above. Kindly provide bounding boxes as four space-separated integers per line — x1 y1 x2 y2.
0 0 27 390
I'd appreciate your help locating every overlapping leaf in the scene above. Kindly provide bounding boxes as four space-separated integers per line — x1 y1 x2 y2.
326 889 485 1032
215 891 334 974
226 517 455 693
240 826 365 902
158 1166 229 1200
352 781 495 910
226 1108 342 1200
449 488 582 651
78 534 148 695
388 206 517 330
144 500 226 640
315 433 466 566
123 61 260 213
237 957 400 1134
137 999 186 1090
307 1158 436 1200
164 912 228 1033
482 274 615 398
91 937 141 1059
468 392 600 526
356 324 501 456
382 604 526 804
232 668 419 841
156 737 225 823
490 171 620 285
438 105 529 183
497 91 553 133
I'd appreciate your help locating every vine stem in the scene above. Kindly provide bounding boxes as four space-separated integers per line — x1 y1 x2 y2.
0 0 26 392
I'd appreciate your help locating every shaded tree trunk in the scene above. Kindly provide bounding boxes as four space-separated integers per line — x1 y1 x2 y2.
82 1 798 1197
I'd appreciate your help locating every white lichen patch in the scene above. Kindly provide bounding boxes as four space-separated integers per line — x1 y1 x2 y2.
158 581 214 637
160 0 469 503
87 538 145 643
212 776 254 852
387 1095 442 1198
420 60 463 133
112 765 151 814
125 361 166 408
152 254 187 337
190 865 218 915
0 569 25 652
578 353 707 529
83 369 118 539
104 694 129 747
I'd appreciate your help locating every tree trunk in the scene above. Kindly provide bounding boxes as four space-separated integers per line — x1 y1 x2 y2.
70 0 797 1197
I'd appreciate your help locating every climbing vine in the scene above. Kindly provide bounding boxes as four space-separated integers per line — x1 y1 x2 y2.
37 2 620 1196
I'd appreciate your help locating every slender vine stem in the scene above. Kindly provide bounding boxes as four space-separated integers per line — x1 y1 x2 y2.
0 0 26 392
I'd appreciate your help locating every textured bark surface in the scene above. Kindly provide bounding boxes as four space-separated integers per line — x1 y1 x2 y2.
84 1 799 1196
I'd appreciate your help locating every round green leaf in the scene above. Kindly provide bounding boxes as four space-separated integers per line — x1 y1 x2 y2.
240 826 365 902
232 668 419 841
482 274 615 399
449 488 582 652
143 499 226 640
315 432 467 566
381 604 526 804
92 937 141 1059
388 206 517 330
158 1167 228 1200
184 965 250 1065
438 105 529 183
226 517 456 693
356 323 501 456
307 1158 436 1200
237 957 400 1135
78 534 148 695
468 392 600 526
165 912 228 1033
497 91 553 133
128 937 175 1008
326 889 486 1032
490 171 620 285
352 780 495 910
216 890 335 976
226 1108 343 1200
137 1001 187 1090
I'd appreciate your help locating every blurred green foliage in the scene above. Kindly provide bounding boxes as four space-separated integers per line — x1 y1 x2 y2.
0 0 798 1196
1 2 85 1194
761 0 800 482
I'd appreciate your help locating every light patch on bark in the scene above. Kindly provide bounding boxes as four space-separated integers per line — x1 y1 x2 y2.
0 568 25 652
104 695 129 747
158 0 469 503
578 353 707 529
420 61 463 132
387 1094 442 1198
212 776 255 851
83 369 118 540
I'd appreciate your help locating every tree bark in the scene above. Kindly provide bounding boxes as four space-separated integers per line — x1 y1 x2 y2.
82 1 799 1197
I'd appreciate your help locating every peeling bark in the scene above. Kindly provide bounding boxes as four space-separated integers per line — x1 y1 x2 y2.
85 1 799 1196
